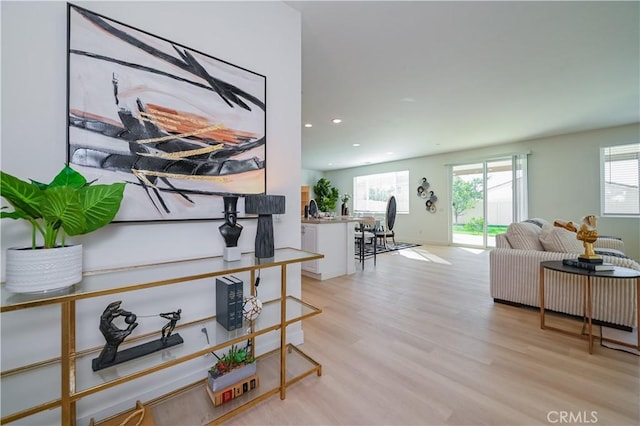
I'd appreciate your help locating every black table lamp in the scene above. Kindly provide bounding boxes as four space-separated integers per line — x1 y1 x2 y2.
245 194 286 259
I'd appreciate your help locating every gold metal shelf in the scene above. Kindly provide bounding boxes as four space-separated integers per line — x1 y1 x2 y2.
132 344 322 425
1 248 323 312
0 248 324 425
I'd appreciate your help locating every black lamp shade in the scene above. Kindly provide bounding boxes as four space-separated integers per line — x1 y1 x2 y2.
245 195 286 215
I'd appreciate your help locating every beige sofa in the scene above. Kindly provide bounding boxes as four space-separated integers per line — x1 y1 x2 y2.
490 219 639 328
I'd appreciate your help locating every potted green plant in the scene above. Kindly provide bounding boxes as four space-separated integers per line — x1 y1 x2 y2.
1 165 126 293
208 344 256 392
313 177 339 213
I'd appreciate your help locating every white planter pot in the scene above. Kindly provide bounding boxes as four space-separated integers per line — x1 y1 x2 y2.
5 245 83 293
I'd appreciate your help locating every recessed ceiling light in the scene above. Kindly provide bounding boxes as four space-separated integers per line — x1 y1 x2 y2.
304 123 312 128
352 143 360 147
331 118 342 124
386 151 393 155
328 162 333 166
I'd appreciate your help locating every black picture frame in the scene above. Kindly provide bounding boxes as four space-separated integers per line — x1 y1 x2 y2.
67 3 266 222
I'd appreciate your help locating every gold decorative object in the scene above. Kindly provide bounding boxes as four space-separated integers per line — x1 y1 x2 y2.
553 215 601 262
576 215 600 261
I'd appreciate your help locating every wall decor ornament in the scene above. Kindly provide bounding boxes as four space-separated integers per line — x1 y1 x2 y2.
417 178 437 212
426 191 438 213
67 4 266 222
417 177 430 197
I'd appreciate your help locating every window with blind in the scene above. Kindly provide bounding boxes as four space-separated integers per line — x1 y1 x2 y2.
601 143 640 216
353 170 409 214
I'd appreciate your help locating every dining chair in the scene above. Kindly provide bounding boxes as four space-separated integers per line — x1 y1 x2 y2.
376 196 397 249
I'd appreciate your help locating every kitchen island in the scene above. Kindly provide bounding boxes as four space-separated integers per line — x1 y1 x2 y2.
301 217 360 280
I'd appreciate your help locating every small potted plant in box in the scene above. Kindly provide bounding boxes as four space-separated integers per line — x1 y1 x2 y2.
1 165 126 293
208 344 256 392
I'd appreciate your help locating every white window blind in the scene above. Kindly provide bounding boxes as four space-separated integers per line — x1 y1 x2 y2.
353 170 409 214
601 143 640 216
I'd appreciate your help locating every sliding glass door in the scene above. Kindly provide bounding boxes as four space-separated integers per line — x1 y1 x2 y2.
486 159 515 247
452 163 484 246
451 156 526 248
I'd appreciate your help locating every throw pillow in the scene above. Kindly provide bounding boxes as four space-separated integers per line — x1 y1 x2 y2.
594 249 628 259
506 221 545 250
523 218 549 228
539 224 583 253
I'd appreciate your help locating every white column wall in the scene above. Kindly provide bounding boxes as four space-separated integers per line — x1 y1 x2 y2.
1 1 302 423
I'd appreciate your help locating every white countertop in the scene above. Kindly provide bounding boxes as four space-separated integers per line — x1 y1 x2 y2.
301 216 362 224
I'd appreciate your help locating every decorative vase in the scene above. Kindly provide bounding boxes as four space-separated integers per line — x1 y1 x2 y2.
208 362 257 392
219 196 243 262
5 245 83 293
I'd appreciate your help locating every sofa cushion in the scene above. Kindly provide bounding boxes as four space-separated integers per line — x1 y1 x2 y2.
506 222 545 250
539 224 583 253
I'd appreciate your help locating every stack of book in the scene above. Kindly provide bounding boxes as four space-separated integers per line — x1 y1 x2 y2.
562 258 615 271
216 276 244 330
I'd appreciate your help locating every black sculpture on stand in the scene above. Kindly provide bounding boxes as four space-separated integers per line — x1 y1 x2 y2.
160 309 181 343
94 301 138 369
219 196 243 261
92 301 184 372
245 194 286 259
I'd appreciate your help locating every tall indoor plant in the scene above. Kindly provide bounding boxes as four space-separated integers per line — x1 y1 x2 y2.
313 177 339 213
1 165 126 293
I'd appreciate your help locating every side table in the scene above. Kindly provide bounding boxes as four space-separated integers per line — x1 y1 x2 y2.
539 260 640 354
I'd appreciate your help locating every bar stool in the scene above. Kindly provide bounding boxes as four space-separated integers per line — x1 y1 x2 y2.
356 216 377 269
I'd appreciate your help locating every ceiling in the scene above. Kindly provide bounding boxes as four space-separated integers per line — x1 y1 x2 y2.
286 1 639 172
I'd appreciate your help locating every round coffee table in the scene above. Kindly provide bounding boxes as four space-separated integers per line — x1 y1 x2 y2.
539 260 640 354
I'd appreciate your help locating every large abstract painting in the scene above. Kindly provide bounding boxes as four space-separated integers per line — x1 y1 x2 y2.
67 4 266 221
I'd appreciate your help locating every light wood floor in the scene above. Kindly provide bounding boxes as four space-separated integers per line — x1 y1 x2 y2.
228 245 639 425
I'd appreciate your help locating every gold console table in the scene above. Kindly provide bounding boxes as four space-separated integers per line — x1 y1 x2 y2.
1 248 324 425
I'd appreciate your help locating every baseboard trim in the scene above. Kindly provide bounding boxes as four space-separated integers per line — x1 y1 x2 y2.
493 298 633 332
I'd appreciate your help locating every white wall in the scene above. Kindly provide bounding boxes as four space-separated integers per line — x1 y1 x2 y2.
325 123 640 260
0 1 301 423
302 168 324 200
